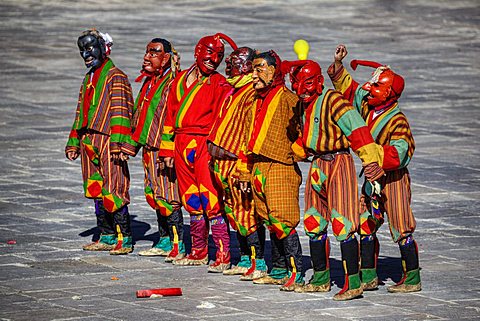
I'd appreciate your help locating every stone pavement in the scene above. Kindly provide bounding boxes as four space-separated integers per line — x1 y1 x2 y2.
0 0 479 320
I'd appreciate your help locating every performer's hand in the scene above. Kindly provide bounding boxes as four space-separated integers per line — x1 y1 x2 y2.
157 158 166 170
164 157 174 168
239 181 251 195
119 152 129 162
66 150 79 161
334 44 348 64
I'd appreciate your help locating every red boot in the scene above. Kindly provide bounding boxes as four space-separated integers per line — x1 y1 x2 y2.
208 251 231 273
173 247 208 266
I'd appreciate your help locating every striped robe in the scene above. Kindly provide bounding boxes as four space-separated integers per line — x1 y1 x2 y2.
301 89 380 241
65 59 133 213
328 64 416 242
121 70 181 215
208 76 258 236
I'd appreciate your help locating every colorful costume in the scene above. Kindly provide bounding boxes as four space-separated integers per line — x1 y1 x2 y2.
284 57 383 300
121 40 185 261
66 30 134 255
245 51 304 291
159 34 236 270
328 55 420 293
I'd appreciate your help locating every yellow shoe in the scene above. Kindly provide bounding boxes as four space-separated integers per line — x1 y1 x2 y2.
294 282 331 293
239 270 267 281
109 247 133 255
223 265 249 275
253 275 288 285
333 287 363 301
82 241 115 251
362 277 379 291
138 247 169 256
387 282 421 293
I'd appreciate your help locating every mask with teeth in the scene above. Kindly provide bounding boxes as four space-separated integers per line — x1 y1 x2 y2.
78 33 106 71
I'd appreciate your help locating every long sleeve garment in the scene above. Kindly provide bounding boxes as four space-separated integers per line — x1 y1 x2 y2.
159 66 233 157
66 58 134 154
301 88 381 166
328 64 415 171
121 69 173 155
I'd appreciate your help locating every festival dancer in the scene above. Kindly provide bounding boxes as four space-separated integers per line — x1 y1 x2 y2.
328 44 420 293
159 34 236 272
283 56 384 300
65 29 134 255
241 50 305 291
208 47 267 277
121 38 185 261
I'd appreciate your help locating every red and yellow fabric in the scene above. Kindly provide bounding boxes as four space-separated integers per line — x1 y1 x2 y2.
301 89 381 166
142 148 180 216
214 158 256 236
66 58 134 154
121 70 173 155
247 86 302 164
252 160 302 239
209 76 256 157
80 131 130 213
328 64 414 170
359 168 416 242
159 66 232 158
304 154 358 241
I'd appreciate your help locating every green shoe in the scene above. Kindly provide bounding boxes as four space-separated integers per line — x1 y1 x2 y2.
361 268 379 291
110 236 133 255
388 268 421 293
295 270 331 293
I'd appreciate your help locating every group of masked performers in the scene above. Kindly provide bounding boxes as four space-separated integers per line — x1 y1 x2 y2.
66 29 421 301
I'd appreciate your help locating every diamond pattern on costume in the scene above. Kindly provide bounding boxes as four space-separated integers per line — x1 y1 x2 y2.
182 185 202 212
102 188 124 213
359 211 378 235
331 209 353 241
156 198 174 216
183 139 197 168
310 162 327 194
199 184 218 211
266 214 292 239
144 186 157 209
252 168 266 200
82 136 99 165
84 172 103 198
303 207 328 238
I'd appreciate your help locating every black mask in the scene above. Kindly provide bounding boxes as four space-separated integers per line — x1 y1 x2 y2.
78 34 106 71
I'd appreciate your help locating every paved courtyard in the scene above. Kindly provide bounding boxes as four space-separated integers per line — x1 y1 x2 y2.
0 0 479 320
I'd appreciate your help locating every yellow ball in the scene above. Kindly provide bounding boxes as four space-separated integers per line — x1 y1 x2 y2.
294 39 309 60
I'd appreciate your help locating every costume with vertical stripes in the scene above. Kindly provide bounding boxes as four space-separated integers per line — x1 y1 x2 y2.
329 64 416 242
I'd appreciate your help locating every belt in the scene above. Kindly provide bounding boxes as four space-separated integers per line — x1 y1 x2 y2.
313 149 350 161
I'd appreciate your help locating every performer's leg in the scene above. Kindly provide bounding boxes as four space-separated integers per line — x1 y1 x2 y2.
253 231 289 285
388 234 421 293
174 214 208 265
333 235 363 301
110 205 134 255
240 224 267 280
165 208 186 262
279 229 304 292
83 199 117 251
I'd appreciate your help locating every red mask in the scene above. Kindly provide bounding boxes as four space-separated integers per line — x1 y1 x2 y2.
351 60 404 109
195 35 224 75
225 47 253 77
290 60 324 104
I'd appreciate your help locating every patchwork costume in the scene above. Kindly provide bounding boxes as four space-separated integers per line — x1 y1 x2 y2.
122 66 184 260
160 66 233 266
66 57 134 254
329 59 420 293
245 51 305 291
208 73 267 277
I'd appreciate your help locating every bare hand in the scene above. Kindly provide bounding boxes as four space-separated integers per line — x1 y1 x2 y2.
66 150 79 161
119 152 129 162
334 44 348 64
239 181 251 194
164 157 174 168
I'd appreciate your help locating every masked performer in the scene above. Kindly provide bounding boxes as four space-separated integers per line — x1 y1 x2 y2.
284 57 384 300
239 50 304 291
328 44 420 293
66 29 134 255
159 34 235 272
121 38 185 261
207 47 267 276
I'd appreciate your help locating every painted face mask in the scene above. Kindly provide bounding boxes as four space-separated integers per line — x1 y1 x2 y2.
290 60 324 104
142 41 168 75
78 34 106 70
225 47 253 77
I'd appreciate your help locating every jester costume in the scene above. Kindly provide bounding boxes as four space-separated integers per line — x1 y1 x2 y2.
66 39 134 255
244 51 304 291
122 62 185 260
328 56 420 293
209 71 267 277
160 66 233 267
